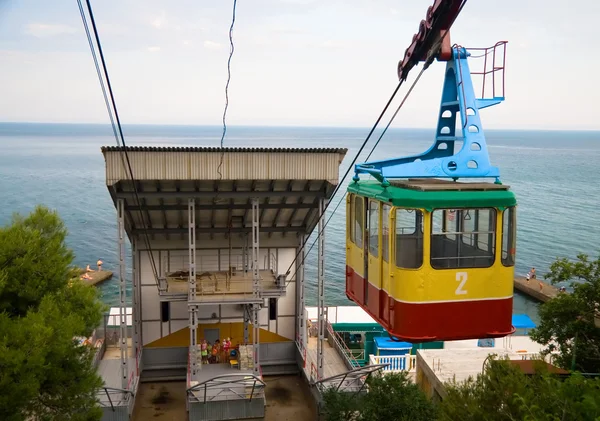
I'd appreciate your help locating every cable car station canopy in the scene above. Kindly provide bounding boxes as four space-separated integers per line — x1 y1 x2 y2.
101 146 348 239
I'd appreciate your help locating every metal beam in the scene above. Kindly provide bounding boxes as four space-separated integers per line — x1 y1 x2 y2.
188 199 199 380
136 181 153 233
243 305 250 344
301 181 327 230
176 181 184 241
126 203 317 211
259 180 276 224
210 180 218 240
297 234 306 356
253 304 260 376
285 180 311 237
117 199 129 390
242 180 257 229
225 181 237 239
317 198 325 381
251 198 261 376
115 190 326 199
131 239 139 377
269 180 293 238
131 226 306 235
156 181 169 241
111 184 136 235
252 198 260 299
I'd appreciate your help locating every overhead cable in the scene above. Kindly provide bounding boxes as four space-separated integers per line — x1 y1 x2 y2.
77 0 160 286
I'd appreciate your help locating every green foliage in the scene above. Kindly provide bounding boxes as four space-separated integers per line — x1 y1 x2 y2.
0 206 106 420
438 356 600 421
322 371 437 421
530 253 600 373
322 385 359 421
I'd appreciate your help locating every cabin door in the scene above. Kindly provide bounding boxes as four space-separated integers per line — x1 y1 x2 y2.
366 200 382 314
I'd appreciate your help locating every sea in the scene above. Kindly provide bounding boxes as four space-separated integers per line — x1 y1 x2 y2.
1 122 599 325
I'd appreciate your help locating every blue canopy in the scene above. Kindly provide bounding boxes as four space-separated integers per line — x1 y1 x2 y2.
512 314 536 330
373 336 412 350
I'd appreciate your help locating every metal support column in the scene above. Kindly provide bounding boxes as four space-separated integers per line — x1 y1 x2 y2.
317 198 325 381
131 239 140 375
242 234 248 273
117 199 129 390
188 199 199 379
297 235 306 351
253 303 260 375
251 198 261 375
243 305 249 344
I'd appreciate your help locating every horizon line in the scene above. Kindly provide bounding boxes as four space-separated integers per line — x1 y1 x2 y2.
1 121 600 133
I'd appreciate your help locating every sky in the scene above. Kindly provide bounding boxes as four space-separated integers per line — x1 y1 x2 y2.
0 0 598 130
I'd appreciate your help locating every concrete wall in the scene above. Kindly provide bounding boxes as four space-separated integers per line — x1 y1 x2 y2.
415 350 446 401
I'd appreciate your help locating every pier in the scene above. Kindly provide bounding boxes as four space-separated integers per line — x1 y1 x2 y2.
78 268 114 286
514 276 559 303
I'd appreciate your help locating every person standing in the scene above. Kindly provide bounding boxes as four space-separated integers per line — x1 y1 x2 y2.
223 337 231 362
201 340 208 364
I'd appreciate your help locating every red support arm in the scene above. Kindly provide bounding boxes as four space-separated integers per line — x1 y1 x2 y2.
397 0 465 81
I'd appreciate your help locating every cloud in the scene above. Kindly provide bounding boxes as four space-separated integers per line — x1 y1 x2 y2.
24 23 76 38
321 40 346 49
203 41 222 50
269 23 304 35
390 8 399 15
150 12 167 29
280 0 318 4
146 46 161 52
98 23 128 36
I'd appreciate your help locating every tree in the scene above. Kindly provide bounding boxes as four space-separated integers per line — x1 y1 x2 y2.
530 253 600 373
438 356 600 421
0 206 106 421
321 371 437 421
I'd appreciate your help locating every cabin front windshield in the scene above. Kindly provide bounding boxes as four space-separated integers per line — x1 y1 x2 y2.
431 208 496 269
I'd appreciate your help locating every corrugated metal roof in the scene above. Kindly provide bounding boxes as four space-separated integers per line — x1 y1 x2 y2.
103 148 347 185
101 146 348 154
102 146 347 240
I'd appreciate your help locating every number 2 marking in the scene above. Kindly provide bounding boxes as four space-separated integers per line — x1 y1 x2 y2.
455 272 468 295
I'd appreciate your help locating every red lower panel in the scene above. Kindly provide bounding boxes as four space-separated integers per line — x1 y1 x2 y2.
345 265 514 343
380 289 390 327
345 265 364 304
389 296 514 342
367 282 380 320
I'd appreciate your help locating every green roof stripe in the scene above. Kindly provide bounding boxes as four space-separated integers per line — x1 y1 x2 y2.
347 181 517 211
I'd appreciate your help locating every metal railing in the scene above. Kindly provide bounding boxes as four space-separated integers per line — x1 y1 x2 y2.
466 41 508 100
97 386 134 411
187 374 266 403
326 322 362 369
166 250 278 278
160 250 284 299
369 354 416 372
263 252 277 274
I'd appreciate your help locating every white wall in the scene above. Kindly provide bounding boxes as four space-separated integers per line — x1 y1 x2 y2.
137 242 301 345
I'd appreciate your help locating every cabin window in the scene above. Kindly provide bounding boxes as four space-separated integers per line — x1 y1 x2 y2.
431 208 496 269
368 201 379 257
351 195 364 248
382 204 391 262
461 209 495 253
501 207 516 266
395 208 423 269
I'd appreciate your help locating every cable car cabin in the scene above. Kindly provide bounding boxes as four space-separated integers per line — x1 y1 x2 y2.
345 178 517 343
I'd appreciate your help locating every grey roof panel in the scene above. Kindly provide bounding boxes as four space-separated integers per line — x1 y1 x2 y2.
101 146 348 154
